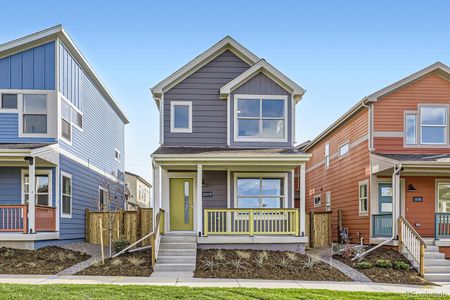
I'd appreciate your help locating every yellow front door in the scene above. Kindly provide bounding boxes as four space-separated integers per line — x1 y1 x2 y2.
170 178 194 231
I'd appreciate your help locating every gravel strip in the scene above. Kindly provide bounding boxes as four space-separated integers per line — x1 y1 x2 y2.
308 248 372 283
57 242 115 275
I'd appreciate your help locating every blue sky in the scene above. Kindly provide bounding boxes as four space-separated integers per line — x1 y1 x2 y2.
2 0 450 180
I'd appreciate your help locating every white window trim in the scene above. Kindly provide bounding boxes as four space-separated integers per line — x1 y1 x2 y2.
22 93 50 137
233 172 288 208
404 111 417 145
59 94 84 145
114 148 121 163
313 193 322 207
324 142 330 167
98 186 108 210
325 191 331 211
338 143 349 157
234 94 288 143
359 180 369 216
435 179 450 213
419 105 448 145
0 92 19 112
61 171 72 218
21 169 53 207
170 101 192 133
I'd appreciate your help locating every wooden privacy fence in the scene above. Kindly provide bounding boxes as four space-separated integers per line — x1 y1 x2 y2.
308 211 332 248
85 208 153 246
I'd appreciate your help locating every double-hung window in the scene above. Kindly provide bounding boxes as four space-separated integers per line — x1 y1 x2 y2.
23 94 47 134
405 113 417 145
236 95 287 141
236 176 285 208
61 173 72 218
437 182 450 213
170 101 192 133
359 181 368 215
61 97 83 143
24 173 51 206
324 143 330 167
420 106 447 144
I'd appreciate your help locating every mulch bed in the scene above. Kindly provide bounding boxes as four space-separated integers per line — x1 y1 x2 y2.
0 246 90 275
77 250 152 277
334 247 430 285
194 249 351 281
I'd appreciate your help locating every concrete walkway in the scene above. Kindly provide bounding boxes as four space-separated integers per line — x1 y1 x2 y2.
58 242 113 275
0 274 449 295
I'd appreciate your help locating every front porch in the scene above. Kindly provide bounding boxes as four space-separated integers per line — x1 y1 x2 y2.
152 147 310 245
0 143 59 243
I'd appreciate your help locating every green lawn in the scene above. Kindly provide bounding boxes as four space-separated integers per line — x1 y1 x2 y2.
0 284 446 300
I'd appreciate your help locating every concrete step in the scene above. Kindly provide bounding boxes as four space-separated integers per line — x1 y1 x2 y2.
161 235 197 243
164 232 197 236
153 263 196 272
157 256 196 264
425 265 450 273
159 242 197 250
158 249 197 256
423 239 435 246
424 273 450 282
425 246 440 253
425 259 450 266
424 252 446 259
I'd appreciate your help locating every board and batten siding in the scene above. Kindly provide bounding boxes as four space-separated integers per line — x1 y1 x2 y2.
373 73 450 154
58 43 82 109
202 171 227 209
58 48 125 176
163 50 250 146
305 109 370 241
59 155 124 241
0 113 56 143
0 42 55 90
230 73 293 148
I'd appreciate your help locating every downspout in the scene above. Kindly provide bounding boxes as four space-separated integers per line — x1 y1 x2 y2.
361 99 373 152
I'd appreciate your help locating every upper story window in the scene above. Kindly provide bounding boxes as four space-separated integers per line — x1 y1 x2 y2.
170 101 192 133
235 95 287 142
324 143 330 167
61 96 83 143
115 148 121 162
420 106 447 144
1 94 17 109
23 94 47 134
404 105 449 146
339 143 349 156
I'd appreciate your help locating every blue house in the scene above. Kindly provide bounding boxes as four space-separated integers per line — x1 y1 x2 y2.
0 25 128 249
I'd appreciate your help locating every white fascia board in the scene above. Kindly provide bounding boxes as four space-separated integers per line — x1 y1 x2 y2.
365 62 450 102
0 25 129 124
219 59 305 102
152 154 311 163
151 36 260 100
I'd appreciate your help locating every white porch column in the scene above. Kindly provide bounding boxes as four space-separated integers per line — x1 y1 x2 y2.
28 157 36 233
299 163 306 237
152 162 161 232
392 167 401 238
197 164 203 235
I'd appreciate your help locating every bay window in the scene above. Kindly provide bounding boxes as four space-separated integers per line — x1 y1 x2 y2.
420 106 447 144
236 175 285 208
236 95 287 141
23 94 47 134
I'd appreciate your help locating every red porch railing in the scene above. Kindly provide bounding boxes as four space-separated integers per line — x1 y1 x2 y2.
0 205 28 233
35 205 57 232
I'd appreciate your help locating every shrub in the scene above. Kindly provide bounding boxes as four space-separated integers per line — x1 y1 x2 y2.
393 261 409 270
113 238 130 253
278 257 293 269
235 250 250 260
355 261 373 269
303 253 320 270
2 249 15 259
127 256 145 267
229 259 246 271
259 250 269 261
111 258 123 267
215 250 226 261
200 257 217 272
285 252 298 261
375 259 392 268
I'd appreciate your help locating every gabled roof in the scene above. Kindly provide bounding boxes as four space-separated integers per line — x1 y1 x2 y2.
125 171 152 187
151 36 260 103
0 25 129 124
304 61 450 151
365 61 450 102
220 59 306 102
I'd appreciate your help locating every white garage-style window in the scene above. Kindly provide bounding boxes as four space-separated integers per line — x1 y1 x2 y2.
61 172 72 218
235 95 287 142
235 173 287 208
420 106 447 144
170 101 192 133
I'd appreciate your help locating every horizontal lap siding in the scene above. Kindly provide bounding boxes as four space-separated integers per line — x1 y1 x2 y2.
0 113 55 143
59 155 124 240
0 168 21 204
202 171 227 209
404 176 450 238
230 73 293 148
0 42 55 90
373 74 450 153
305 109 370 241
163 50 250 146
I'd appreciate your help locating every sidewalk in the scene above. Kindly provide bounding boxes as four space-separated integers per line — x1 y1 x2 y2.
0 274 449 295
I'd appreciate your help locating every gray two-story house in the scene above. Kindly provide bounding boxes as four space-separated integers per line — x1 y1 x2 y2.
150 37 310 271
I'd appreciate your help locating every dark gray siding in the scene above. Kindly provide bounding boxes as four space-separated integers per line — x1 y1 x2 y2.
202 171 227 209
230 73 293 148
163 50 250 146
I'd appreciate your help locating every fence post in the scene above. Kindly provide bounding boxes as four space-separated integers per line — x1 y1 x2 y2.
309 211 315 248
420 243 425 277
249 210 254 236
136 207 142 244
85 209 90 242
119 209 125 237
337 209 343 243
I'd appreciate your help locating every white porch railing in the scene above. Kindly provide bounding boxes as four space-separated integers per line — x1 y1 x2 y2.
398 216 426 277
203 208 299 236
